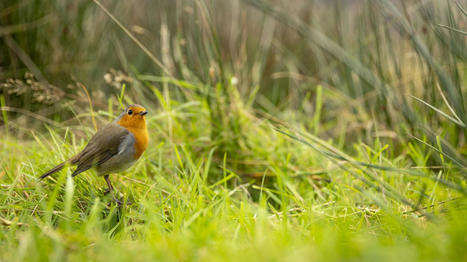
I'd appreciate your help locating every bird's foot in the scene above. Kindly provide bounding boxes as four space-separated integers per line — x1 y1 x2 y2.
112 197 133 206
113 196 124 206
103 189 132 206
112 193 133 206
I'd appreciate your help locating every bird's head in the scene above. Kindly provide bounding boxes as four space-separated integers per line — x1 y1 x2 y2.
117 104 148 129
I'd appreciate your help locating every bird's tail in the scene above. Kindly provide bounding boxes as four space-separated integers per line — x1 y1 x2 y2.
39 161 67 179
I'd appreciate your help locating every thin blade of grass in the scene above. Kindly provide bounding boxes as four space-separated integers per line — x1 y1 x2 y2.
410 95 466 127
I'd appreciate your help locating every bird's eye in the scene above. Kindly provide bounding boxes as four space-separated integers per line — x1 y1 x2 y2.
127 109 133 115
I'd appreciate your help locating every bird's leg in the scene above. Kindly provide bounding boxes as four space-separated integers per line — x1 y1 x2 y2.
103 175 128 205
103 174 113 195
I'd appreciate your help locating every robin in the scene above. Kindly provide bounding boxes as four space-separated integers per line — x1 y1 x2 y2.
39 104 149 203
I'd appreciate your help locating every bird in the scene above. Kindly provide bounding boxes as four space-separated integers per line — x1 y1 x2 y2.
39 104 149 203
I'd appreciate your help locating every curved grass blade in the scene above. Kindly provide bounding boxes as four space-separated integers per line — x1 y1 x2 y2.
410 95 466 127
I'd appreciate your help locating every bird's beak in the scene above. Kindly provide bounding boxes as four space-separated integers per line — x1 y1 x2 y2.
139 111 148 116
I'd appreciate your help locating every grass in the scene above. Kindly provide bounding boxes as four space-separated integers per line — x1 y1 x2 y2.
1 86 466 261
1 0 467 261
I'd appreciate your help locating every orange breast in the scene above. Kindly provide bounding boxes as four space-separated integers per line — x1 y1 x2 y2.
117 111 149 159
125 126 149 159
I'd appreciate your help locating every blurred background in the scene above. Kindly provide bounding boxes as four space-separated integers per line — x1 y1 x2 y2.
0 0 466 169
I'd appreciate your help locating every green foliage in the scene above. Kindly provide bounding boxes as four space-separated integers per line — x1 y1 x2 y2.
1 97 467 261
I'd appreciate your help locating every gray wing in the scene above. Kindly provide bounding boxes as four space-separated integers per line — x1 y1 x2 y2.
70 122 130 177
